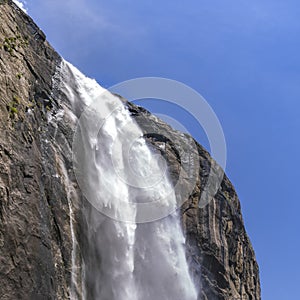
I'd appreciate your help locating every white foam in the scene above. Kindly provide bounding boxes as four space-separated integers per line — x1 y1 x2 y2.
57 59 197 300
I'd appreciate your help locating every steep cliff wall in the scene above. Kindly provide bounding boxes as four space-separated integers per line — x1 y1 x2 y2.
0 1 260 299
0 1 82 299
127 103 261 299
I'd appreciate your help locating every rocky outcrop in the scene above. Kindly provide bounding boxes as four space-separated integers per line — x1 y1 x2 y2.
0 1 81 299
0 1 260 299
126 103 261 300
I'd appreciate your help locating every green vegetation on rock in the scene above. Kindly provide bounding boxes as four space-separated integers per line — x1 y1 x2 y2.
1 35 28 55
7 95 21 118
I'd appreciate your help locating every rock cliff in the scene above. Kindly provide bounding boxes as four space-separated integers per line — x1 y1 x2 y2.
0 1 260 299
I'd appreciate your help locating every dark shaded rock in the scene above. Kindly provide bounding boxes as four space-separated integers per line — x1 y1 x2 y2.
123 100 261 299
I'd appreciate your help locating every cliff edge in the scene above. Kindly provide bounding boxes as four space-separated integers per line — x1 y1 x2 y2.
0 1 260 299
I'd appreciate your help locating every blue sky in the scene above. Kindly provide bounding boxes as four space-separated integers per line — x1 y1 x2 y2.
18 0 300 298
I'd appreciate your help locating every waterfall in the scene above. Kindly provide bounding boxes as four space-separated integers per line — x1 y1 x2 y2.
57 60 197 300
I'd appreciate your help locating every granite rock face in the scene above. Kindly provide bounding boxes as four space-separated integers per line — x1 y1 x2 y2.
0 1 260 299
0 2 81 299
126 103 261 300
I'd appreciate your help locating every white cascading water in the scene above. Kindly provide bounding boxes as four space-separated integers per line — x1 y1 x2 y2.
58 60 197 300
